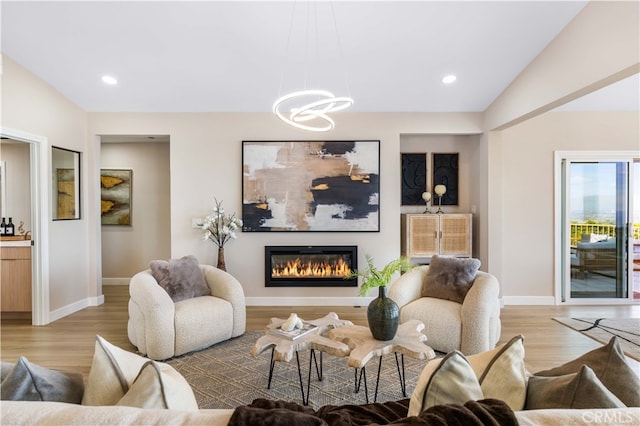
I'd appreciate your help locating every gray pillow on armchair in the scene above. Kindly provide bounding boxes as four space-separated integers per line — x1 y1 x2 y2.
421 255 481 304
150 255 211 302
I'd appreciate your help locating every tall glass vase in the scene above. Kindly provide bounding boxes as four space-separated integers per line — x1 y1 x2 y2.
367 286 399 340
217 246 226 271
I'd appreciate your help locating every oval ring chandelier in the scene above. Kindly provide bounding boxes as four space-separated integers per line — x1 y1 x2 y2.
273 1 353 132
273 90 354 132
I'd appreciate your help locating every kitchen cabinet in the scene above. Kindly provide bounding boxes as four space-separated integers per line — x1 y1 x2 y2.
1 245 32 312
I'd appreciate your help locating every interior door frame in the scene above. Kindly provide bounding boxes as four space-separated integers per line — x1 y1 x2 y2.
554 150 639 305
1 127 50 325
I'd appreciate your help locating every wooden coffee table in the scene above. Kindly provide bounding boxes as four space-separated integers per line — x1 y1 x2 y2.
328 320 436 402
251 312 353 405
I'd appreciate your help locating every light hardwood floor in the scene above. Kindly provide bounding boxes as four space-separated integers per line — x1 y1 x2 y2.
1 285 638 379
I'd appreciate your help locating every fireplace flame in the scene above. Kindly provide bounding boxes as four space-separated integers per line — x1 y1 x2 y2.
272 257 352 278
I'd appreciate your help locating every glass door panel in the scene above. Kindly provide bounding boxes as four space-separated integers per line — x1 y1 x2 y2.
568 162 628 299
633 159 640 300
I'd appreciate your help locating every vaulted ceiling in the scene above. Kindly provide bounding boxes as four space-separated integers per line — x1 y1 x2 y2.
1 1 637 113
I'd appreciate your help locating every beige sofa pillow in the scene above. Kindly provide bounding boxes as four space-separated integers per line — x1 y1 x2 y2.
409 335 527 416
466 335 527 411
534 336 639 407
408 351 483 416
82 335 198 410
526 365 626 409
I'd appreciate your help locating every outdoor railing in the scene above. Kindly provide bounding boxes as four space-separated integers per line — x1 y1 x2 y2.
571 223 640 247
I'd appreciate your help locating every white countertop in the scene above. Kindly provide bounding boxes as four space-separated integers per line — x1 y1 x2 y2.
0 240 32 247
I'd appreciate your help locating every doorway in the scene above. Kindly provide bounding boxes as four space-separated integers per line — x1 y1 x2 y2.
0 127 49 325
556 152 639 304
99 135 171 284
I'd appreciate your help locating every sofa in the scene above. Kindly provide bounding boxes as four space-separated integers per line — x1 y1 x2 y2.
571 235 617 278
2 401 638 425
2 334 639 425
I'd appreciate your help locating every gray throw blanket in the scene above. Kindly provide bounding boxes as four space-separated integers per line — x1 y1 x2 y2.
227 398 519 426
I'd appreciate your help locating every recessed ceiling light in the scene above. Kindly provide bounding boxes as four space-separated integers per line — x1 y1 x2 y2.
101 75 118 85
442 75 457 84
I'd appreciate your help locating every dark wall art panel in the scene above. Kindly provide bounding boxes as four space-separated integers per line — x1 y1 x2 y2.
242 141 380 232
401 153 427 206
432 153 459 206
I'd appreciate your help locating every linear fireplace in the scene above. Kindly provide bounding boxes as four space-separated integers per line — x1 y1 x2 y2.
265 246 358 287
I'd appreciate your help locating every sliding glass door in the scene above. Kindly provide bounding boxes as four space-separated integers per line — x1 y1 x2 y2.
557 153 639 303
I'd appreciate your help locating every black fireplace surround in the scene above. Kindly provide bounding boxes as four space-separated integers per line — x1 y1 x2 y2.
265 245 358 287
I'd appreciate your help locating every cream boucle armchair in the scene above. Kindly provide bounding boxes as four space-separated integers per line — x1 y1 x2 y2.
128 265 246 360
388 266 501 355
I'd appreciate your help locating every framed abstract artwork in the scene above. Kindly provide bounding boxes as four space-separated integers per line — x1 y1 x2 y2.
101 169 132 225
52 146 81 220
432 153 459 206
242 140 380 232
401 153 427 206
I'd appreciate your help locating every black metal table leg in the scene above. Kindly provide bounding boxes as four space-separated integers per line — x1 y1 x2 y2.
354 366 369 403
296 349 325 406
295 351 309 405
356 353 407 403
394 353 407 397
267 347 276 389
373 355 383 403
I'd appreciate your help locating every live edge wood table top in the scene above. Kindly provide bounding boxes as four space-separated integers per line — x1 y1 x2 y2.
251 312 353 362
327 320 437 368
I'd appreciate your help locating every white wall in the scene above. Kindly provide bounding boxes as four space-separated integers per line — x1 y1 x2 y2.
497 111 640 304
87 112 484 304
101 141 171 280
0 142 30 231
1 55 94 320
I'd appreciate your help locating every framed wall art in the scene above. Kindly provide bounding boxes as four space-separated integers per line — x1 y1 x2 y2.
242 140 380 232
101 169 132 225
432 153 459 206
52 146 81 220
401 153 427 205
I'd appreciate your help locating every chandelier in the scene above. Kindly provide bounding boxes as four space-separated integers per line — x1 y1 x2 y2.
273 2 353 132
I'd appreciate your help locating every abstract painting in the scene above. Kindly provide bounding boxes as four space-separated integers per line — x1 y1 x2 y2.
242 141 380 232
101 169 132 225
56 169 77 219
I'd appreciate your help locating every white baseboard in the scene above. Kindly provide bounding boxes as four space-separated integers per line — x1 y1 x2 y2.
502 296 556 305
48 294 105 322
102 278 130 285
49 298 89 322
90 294 105 306
245 297 374 307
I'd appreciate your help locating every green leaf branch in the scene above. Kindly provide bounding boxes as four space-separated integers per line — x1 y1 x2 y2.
347 254 416 296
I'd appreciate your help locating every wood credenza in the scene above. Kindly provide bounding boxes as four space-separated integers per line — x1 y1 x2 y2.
401 213 472 260
1 246 32 312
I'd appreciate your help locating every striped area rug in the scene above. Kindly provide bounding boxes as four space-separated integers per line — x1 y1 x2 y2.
167 330 432 409
552 317 640 361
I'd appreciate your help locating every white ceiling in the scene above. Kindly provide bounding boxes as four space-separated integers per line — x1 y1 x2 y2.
1 1 636 113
